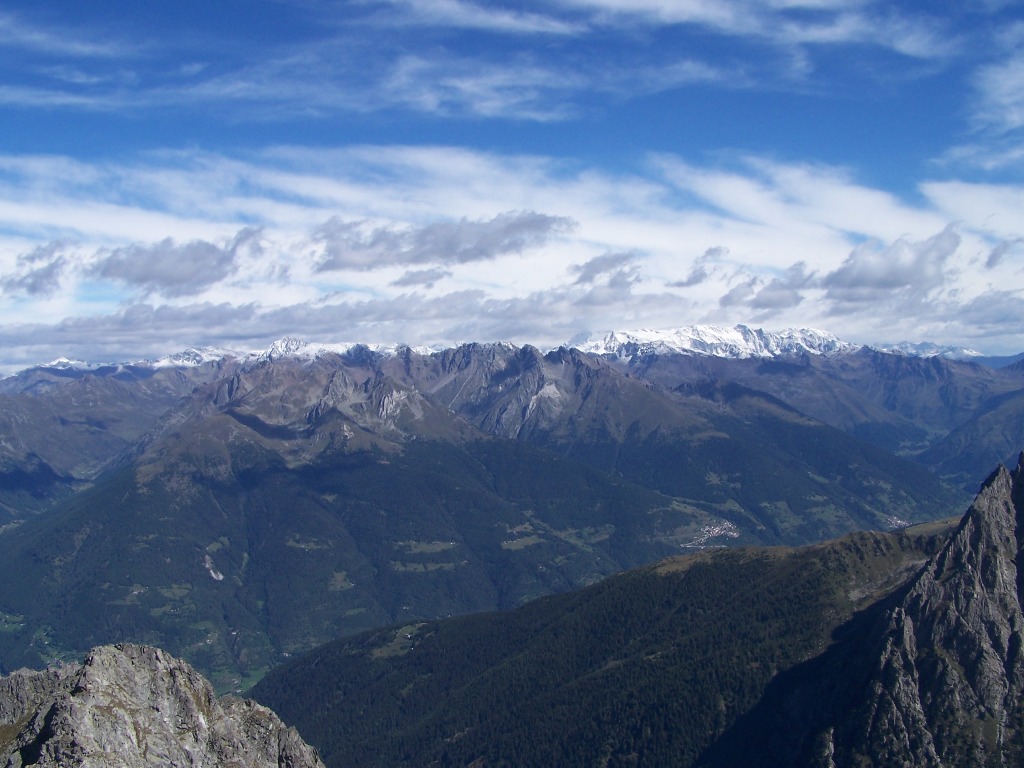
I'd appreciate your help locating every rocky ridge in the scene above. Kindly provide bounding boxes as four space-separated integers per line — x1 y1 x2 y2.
725 452 1024 766
0 643 323 768
830 452 1024 765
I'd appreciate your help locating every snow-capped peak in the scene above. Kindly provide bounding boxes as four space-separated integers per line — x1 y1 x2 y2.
259 337 321 362
42 357 98 370
253 337 442 364
149 347 240 368
572 325 859 360
868 341 984 360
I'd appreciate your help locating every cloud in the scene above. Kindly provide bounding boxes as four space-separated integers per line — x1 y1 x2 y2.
370 0 584 35
669 265 709 288
0 240 71 296
972 29 1024 133
390 267 452 287
822 226 960 306
567 251 644 309
0 0 964 130
570 251 638 284
920 180 1024 244
378 53 588 121
0 12 129 58
0 145 1022 368
957 289 1024 333
89 229 260 298
749 262 814 310
718 278 758 308
975 61 1024 133
668 245 732 288
552 0 957 60
314 211 575 271
985 238 1023 268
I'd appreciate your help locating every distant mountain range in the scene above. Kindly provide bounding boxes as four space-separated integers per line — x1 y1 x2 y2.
16 325 1020 373
0 325 1020 690
253 454 1024 768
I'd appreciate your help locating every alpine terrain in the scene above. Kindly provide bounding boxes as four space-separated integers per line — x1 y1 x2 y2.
0 325 1015 690
253 453 1024 768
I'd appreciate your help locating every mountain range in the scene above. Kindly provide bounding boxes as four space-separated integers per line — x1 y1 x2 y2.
0 325 1020 690
252 453 1024 768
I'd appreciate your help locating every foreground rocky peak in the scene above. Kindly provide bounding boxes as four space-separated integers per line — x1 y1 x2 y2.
830 453 1024 766
0 643 324 768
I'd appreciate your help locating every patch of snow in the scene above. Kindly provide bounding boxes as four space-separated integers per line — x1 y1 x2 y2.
41 357 101 370
252 337 442 364
868 341 984 360
572 325 859 360
148 347 240 368
203 554 225 582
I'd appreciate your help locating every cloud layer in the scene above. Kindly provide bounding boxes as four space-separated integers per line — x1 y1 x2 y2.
0 143 1019 371
0 2 1021 370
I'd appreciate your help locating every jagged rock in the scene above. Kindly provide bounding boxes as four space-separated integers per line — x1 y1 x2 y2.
834 453 1024 766
0 643 324 768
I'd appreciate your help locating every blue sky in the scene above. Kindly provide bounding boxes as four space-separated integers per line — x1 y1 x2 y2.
0 0 1022 369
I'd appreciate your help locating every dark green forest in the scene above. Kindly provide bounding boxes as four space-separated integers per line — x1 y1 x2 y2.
253 520 956 767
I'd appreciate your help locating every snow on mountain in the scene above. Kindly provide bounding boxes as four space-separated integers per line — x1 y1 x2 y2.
41 357 101 370
17 329 1000 376
570 325 859 360
252 337 442 364
869 341 984 360
21 339 442 376
149 347 242 368
254 337 350 363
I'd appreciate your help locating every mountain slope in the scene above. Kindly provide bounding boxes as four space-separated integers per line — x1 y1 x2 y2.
0 437 718 691
703 453 1024 766
378 344 963 540
607 344 1023 482
251 519 957 767
917 382 1024 487
0 360 233 517
829 453 1024 765
0 339 966 690
253 455 1024 768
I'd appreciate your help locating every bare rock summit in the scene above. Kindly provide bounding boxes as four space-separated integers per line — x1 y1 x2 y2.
0 643 324 767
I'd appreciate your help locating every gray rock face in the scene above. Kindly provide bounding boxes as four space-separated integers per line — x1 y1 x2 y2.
0 643 324 768
838 453 1024 766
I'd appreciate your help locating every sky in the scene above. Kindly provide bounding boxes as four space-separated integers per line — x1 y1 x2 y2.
0 0 1022 371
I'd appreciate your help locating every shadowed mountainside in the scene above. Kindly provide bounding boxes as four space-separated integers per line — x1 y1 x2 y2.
253 455 1024 768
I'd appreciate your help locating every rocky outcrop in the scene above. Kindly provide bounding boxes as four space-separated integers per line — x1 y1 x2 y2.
0 643 324 768
835 453 1024 766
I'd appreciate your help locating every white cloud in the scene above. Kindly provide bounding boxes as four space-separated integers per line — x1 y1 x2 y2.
552 0 956 60
822 226 960 303
312 211 576 271
0 240 71 296
369 0 584 35
0 12 129 58
0 0 962 127
973 51 1024 133
90 230 259 298
0 145 1021 370
921 180 1024 241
